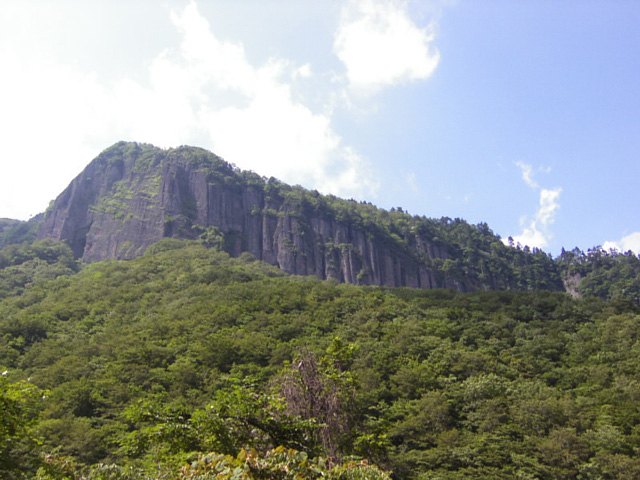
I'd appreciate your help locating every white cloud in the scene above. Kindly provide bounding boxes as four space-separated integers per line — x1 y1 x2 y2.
0 45 114 219
509 162 562 250
515 161 538 189
603 232 640 255
334 0 440 95
0 1 381 219
294 63 312 79
169 1 379 198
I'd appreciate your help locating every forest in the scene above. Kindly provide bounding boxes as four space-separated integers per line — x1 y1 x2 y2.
2 231 640 478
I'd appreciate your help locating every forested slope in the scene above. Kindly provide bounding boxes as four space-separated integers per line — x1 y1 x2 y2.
0 217 39 248
2 239 640 479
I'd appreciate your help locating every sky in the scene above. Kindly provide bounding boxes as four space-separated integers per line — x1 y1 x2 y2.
1 0 639 256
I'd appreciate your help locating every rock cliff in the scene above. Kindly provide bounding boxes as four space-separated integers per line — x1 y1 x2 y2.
38 142 562 292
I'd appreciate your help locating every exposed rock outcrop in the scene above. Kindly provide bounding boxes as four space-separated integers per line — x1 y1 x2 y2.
39 142 562 292
38 142 457 288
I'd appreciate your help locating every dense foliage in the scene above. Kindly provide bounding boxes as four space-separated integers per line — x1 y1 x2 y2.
558 247 640 304
0 239 80 300
1 238 640 479
0 217 39 248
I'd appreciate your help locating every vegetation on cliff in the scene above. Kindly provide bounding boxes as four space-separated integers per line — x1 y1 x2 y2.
36 142 565 292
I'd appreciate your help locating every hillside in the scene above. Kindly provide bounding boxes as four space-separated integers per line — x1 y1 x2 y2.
36 141 563 292
0 217 39 248
2 239 640 479
2 141 640 478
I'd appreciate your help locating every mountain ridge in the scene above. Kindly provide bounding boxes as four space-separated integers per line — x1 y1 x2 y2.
35 141 567 293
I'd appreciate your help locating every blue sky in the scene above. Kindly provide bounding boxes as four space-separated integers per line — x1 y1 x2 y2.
1 0 639 256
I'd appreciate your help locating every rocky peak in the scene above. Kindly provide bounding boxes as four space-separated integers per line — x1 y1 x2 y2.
37 142 563 292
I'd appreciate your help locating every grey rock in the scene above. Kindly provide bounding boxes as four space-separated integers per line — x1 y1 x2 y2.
37 142 483 290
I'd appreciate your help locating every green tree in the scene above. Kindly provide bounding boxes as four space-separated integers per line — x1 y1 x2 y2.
0 372 46 479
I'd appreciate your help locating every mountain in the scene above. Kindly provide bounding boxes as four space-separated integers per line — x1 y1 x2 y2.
37 141 563 292
3 141 640 478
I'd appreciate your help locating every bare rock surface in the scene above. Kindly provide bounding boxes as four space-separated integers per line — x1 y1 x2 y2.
37 142 499 291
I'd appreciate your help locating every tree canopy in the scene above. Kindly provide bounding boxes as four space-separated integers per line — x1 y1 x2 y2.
1 238 640 478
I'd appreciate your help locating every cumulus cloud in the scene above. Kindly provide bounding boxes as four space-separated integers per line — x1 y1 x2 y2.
603 232 640 255
0 45 114 219
169 2 379 198
109 1 380 197
509 162 562 250
0 1 382 219
334 0 440 95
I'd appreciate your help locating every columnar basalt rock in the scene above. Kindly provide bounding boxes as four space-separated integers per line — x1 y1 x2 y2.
37 142 522 292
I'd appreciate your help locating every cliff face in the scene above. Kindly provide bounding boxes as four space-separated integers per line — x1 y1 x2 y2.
38 142 460 289
39 142 561 292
